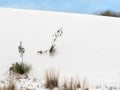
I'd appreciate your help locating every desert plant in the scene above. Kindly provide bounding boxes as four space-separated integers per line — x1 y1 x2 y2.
0 86 6 90
98 10 120 17
63 79 67 89
7 78 15 90
18 41 25 63
38 28 63 56
82 78 89 90
50 28 63 51
44 68 59 89
8 42 31 79
9 62 31 75
0 84 6 90
0 78 15 90
62 77 81 90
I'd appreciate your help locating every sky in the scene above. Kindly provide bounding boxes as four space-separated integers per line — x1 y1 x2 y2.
0 0 120 14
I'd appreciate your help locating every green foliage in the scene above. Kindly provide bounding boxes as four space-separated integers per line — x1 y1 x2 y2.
98 10 120 17
10 62 31 75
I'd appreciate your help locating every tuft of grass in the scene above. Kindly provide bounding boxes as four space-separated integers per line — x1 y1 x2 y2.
7 78 15 90
76 79 81 88
63 79 67 89
62 77 81 90
44 68 59 89
9 62 31 75
0 86 6 90
82 78 89 90
0 78 15 90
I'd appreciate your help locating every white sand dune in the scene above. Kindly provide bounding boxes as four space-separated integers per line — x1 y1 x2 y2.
0 8 120 85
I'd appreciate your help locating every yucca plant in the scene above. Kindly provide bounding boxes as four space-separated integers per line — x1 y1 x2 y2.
8 41 31 79
49 28 63 53
10 62 31 75
37 28 63 56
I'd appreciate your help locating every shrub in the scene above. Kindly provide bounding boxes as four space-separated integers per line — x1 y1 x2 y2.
44 68 59 89
9 62 31 75
98 10 120 17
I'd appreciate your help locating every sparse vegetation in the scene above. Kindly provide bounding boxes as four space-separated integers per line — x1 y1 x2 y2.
8 42 31 79
0 85 6 90
3 41 90 90
98 10 120 17
9 62 31 75
49 44 56 56
38 28 63 56
7 78 15 90
49 27 63 54
0 78 15 90
62 77 81 90
44 68 59 89
82 78 89 90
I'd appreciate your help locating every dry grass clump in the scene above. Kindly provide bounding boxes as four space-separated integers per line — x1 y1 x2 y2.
44 68 59 89
82 78 89 90
0 78 15 90
7 78 15 90
0 86 6 90
62 77 81 90
61 77 89 90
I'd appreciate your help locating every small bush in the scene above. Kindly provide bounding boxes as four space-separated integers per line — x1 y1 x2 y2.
98 10 120 17
9 62 31 75
44 68 59 89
